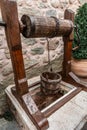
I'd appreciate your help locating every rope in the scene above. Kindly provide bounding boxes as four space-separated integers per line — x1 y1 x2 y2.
46 38 53 72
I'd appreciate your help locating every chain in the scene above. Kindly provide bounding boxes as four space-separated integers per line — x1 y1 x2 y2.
72 24 80 51
46 38 53 72
59 0 69 11
50 16 59 38
75 24 80 46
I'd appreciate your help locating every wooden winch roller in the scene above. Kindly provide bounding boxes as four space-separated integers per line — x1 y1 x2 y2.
1 1 87 130
21 15 74 38
21 15 74 96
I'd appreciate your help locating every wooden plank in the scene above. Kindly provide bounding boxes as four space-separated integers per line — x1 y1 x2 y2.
22 93 49 130
62 9 74 78
5 86 37 130
7 86 49 130
43 87 81 117
1 0 28 95
6 79 87 130
63 75 87 92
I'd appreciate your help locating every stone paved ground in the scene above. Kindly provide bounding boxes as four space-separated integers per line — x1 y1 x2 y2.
0 118 19 130
81 122 87 130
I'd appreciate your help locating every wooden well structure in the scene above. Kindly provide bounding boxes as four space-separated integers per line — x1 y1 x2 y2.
0 1 87 130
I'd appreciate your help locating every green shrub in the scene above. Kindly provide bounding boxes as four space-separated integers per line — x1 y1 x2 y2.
72 3 87 59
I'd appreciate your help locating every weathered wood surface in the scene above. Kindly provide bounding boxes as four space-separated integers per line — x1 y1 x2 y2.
5 76 87 130
28 79 81 117
1 0 28 96
1 1 49 130
6 86 37 130
62 9 74 78
22 92 49 130
21 15 73 38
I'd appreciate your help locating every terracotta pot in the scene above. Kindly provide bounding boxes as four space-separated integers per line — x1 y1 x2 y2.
71 58 87 77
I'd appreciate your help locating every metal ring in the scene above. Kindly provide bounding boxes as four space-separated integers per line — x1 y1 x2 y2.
41 72 62 83
49 16 60 38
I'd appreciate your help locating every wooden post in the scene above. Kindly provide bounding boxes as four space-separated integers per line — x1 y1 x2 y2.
62 9 74 78
1 0 28 96
1 1 49 130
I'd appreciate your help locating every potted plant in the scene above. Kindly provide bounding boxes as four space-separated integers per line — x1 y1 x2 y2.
71 3 87 77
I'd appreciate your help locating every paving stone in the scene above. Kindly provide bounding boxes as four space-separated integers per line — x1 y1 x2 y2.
0 118 20 130
81 122 87 130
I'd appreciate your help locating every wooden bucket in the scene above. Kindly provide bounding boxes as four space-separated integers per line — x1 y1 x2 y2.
40 72 62 95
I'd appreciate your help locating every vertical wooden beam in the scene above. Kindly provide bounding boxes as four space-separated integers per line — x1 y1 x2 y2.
1 2 49 130
1 0 28 96
62 9 74 78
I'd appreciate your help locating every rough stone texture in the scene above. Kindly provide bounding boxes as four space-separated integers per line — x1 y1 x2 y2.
47 38 59 50
26 56 63 79
81 122 87 130
2 62 13 76
24 59 39 70
0 118 20 130
4 47 11 59
50 0 60 8
4 79 87 130
0 0 81 114
79 0 87 4
22 38 37 46
31 47 44 55
47 91 87 130
46 10 57 17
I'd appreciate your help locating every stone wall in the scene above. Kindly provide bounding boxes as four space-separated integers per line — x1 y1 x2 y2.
0 0 82 114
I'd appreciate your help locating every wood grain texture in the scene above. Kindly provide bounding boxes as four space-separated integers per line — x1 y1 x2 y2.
43 87 81 117
1 0 28 96
1 1 49 130
22 93 49 130
62 9 74 78
21 15 73 38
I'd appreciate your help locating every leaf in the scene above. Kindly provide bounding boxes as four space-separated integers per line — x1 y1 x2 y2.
73 3 87 59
